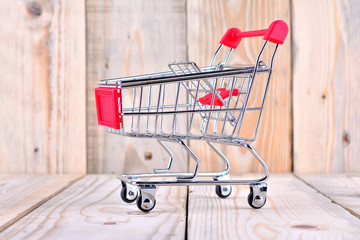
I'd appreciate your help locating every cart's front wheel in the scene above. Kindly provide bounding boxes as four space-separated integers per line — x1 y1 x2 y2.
136 185 157 212
136 194 156 212
247 182 267 209
215 185 232 198
247 192 266 209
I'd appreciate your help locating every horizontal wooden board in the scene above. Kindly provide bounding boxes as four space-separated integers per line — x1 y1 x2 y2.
0 175 81 232
0 175 187 239
299 174 360 218
187 174 360 239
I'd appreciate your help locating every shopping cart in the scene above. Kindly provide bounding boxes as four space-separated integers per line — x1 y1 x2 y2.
95 20 288 212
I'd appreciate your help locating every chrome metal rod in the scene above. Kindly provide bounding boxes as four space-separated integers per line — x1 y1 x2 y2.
231 41 268 137
210 44 223 67
252 44 279 139
207 141 230 176
241 143 269 181
177 139 200 180
117 142 269 186
153 140 175 174
123 107 262 116
118 175 266 187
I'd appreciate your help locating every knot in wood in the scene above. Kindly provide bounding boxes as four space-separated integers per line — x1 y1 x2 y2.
291 224 318 230
26 1 42 18
144 151 153 160
343 132 351 146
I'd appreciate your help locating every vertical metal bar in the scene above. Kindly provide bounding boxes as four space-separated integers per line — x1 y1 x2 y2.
172 82 181 134
214 59 231 133
146 86 152 132
231 77 246 133
224 48 234 66
131 88 137 132
204 78 219 134
136 87 143 133
154 85 162 133
231 41 268 137
236 78 251 137
252 44 279 140
221 76 237 135
210 44 223 67
188 80 201 134
160 84 166 133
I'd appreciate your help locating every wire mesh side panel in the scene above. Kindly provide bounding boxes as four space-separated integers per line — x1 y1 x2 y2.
118 67 271 143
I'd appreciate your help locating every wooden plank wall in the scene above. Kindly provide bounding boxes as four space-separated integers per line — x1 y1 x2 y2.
292 0 360 173
0 0 359 174
86 0 188 174
0 0 86 174
187 0 292 174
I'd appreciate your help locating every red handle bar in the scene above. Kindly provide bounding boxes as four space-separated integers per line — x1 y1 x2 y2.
219 20 288 49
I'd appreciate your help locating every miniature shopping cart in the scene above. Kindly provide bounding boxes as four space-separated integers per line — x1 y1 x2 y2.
95 20 288 212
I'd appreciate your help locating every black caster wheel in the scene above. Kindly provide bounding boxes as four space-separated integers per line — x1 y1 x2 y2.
136 194 156 212
247 191 266 209
120 182 138 203
215 185 232 198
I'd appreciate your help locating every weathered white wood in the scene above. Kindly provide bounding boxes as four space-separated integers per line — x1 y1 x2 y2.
299 174 360 218
187 174 360 239
292 0 360 172
86 0 188 174
187 0 292 174
0 175 187 239
0 175 81 232
0 0 86 174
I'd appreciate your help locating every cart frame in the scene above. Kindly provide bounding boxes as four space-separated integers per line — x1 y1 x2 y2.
95 20 288 212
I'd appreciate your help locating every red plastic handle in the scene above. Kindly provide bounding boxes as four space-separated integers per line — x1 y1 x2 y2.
219 20 289 49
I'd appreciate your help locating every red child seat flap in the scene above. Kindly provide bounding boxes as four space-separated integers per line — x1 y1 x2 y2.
199 88 240 107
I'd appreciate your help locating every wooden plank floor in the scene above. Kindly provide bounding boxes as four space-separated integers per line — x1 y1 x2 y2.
0 174 360 239
0 175 81 232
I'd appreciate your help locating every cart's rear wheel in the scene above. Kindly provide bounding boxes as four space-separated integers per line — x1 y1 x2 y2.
215 185 232 198
136 194 156 212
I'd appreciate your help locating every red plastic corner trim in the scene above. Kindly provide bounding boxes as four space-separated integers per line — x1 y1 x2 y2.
219 28 242 49
263 20 289 44
95 87 122 129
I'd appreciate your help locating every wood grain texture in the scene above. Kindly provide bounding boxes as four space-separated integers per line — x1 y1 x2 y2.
86 0 188 174
187 0 292 174
187 174 360 239
0 175 187 240
299 174 360 218
0 0 86 174
0 174 81 232
292 0 360 173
